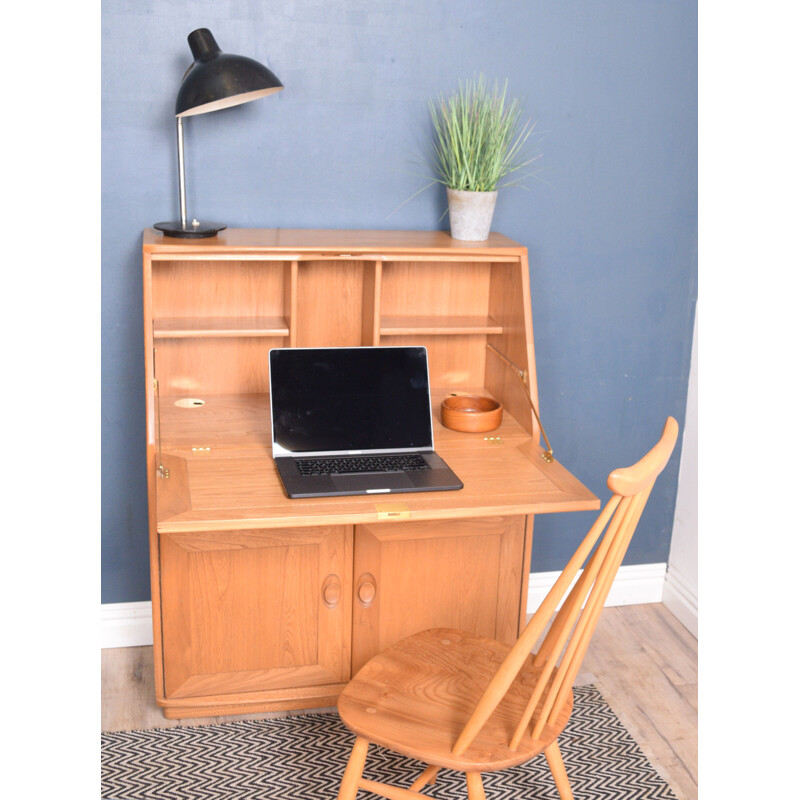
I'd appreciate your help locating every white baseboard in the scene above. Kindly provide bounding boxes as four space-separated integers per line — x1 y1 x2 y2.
101 563 668 649
101 601 153 649
526 562 667 614
662 564 698 638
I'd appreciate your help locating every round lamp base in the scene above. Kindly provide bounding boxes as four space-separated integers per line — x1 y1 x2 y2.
154 220 227 239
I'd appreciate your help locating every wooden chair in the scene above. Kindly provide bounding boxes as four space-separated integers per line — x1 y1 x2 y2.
336 417 679 800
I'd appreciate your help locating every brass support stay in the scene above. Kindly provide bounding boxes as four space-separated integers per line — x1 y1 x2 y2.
486 343 554 462
153 349 169 478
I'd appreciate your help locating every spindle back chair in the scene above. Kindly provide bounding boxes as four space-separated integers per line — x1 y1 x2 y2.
337 417 679 800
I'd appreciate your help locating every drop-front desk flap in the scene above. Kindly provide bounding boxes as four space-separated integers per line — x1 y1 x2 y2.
154 390 599 533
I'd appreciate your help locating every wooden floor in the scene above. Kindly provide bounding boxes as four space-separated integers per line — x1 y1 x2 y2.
102 602 697 800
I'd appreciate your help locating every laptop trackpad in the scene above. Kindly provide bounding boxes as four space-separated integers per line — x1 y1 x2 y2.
332 472 415 492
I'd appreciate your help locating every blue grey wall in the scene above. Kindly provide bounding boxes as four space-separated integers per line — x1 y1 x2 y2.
102 0 697 603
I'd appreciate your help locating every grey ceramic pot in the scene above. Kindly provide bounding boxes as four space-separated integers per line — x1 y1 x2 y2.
446 188 498 241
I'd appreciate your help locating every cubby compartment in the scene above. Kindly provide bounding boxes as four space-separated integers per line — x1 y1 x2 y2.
145 245 542 448
143 230 542 461
154 336 286 396
295 259 370 347
380 333 491 388
150 258 296 400
379 260 501 339
151 258 296 341
374 259 537 426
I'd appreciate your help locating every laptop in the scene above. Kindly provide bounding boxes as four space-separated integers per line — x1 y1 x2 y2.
268 346 463 498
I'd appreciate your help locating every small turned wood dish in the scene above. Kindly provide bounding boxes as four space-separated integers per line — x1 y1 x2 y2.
440 395 503 433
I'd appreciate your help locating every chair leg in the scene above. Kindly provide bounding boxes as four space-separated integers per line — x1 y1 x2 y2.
338 736 369 800
410 765 440 790
544 741 574 800
466 771 486 800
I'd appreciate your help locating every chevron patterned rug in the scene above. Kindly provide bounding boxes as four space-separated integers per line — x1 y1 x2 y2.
102 685 676 799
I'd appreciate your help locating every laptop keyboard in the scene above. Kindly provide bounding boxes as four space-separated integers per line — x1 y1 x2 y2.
296 454 431 476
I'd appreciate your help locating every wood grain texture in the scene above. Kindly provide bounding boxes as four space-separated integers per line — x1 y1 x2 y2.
380 315 503 336
143 252 165 700
607 418 679 496
544 742 575 800
143 228 526 254
151 391 596 533
162 693 344 720
380 261 493 318
159 682 348 718
578 605 697 800
101 602 697 800
350 517 525 675
296 260 365 347
154 336 279 395
159 526 352 700
335 419 677 800
466 772 486 800
361 261 382 346
518 516 535 636
285 261 298 347
153 316 289 338
485 257 538 438
381 334 490 388
338 736 369 800
151 259 286 319
357 777 430 800
440 395 503 432
141 229 599 721
338 627 573 772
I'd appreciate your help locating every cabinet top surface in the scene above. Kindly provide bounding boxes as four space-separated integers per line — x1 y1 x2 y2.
143 228 525 255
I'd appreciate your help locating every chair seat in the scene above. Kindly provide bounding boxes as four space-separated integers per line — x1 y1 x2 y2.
337 628 573 772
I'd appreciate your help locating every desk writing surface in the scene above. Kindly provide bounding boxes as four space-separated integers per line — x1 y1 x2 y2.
155 391 599 533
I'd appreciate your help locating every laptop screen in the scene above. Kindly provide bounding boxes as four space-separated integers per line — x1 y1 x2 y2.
269 347 434 455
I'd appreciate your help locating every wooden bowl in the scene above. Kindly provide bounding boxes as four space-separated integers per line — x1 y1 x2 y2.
440 395 503 433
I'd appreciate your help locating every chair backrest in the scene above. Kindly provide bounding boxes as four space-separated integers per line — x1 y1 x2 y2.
452 417 679 755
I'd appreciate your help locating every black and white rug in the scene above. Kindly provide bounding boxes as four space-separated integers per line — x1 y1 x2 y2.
102 685 676 799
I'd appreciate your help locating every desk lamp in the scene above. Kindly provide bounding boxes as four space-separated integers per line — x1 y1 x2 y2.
155 28 283 238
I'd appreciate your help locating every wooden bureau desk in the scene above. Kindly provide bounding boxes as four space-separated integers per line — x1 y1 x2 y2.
143 229 599 719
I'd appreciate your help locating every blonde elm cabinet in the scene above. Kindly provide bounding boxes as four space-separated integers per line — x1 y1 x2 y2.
143 228 598 719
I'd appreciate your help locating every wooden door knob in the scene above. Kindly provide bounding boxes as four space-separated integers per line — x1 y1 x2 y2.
321 574 341 609
356 573 377 607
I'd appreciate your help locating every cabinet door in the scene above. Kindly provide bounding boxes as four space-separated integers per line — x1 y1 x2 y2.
159 526 352 699
352 516 525 675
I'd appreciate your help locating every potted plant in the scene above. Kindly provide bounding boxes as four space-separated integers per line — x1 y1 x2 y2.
426 75 539 241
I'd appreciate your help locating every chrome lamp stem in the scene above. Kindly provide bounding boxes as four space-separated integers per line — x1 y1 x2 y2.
177 116 187 227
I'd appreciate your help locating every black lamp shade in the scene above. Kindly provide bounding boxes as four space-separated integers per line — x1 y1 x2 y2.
175 28 283 117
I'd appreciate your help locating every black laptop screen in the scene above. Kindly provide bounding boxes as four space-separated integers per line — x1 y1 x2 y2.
269 347 434 454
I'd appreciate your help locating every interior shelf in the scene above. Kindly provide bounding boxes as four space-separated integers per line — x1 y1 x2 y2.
153 316 290 339
379 315 503 336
